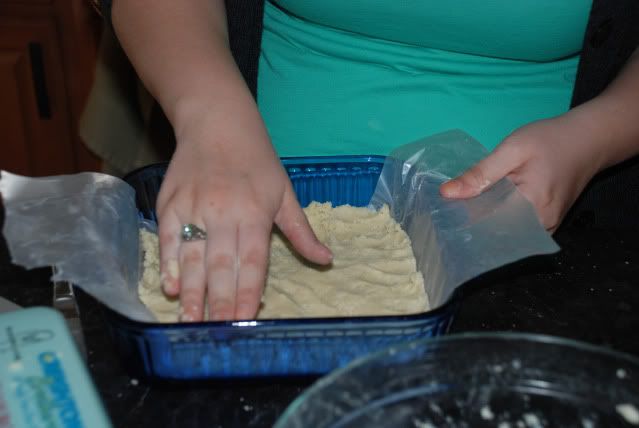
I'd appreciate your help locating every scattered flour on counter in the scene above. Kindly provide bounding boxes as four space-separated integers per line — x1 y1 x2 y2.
616 403 639 425
412 418 435 428
137 202 429 321
522 413 544 428
480 405 494 420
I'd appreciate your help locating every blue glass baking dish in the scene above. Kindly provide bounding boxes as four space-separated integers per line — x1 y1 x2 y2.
101 156 463 379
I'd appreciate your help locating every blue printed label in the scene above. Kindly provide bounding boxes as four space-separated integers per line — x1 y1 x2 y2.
11 352 83 428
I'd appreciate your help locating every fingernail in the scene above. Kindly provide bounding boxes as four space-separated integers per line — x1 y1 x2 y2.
443 181 462 197
161 274 176 294
167 259 179 278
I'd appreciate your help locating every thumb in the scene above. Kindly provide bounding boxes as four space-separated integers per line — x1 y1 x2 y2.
440 144 519 199
274 186 333 265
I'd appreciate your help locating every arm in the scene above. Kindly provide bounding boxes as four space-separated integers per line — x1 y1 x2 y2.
441 47 639 232
112 0 332 321
112 0 252 139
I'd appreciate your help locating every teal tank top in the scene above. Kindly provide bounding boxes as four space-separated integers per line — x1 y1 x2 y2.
257 1 592 156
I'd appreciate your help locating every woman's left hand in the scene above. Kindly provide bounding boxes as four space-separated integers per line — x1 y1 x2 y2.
440 111 606 233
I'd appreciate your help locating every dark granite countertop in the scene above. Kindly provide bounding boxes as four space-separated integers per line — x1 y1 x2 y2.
1 220 638 427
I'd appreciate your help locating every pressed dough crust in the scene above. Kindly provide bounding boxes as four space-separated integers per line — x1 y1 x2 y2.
138 203 429 322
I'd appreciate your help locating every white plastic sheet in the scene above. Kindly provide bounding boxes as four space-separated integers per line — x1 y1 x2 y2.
1 130 558 321
370 130 559 307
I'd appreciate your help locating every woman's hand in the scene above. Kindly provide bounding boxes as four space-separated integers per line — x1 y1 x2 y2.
440 48 639 233
111 0 333 322
440 111 606 233
156 108 332 322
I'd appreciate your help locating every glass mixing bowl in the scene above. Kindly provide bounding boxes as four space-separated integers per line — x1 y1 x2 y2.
275 332 639 427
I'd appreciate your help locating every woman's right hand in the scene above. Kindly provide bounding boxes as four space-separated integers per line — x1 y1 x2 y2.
156 104 333 322
110 1 332 320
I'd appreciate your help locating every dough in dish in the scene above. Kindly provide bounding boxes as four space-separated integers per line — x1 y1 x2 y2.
137 228 179 322
137 202 429 322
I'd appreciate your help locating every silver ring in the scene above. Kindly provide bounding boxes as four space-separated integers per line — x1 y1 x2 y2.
181 223 207 242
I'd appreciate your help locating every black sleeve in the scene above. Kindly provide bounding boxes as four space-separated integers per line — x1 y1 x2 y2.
571 0 639 107
101 0 113 26
566 0 639 231
224 0 264 98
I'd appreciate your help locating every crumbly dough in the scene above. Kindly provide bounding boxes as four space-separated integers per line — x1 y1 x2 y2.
138 229 179 321
137 203 429 322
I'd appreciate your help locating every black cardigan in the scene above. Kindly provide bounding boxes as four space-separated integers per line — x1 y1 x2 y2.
109 0 639 230
567 0 639 231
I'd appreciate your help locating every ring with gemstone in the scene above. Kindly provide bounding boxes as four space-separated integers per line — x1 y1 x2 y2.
181 223 207 242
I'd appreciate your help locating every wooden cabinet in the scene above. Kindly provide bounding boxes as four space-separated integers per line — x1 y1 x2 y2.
0 0 102 176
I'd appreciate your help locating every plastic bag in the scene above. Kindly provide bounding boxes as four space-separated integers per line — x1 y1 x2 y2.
1 130 558 321
369 130 558 306
0 171 155 321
